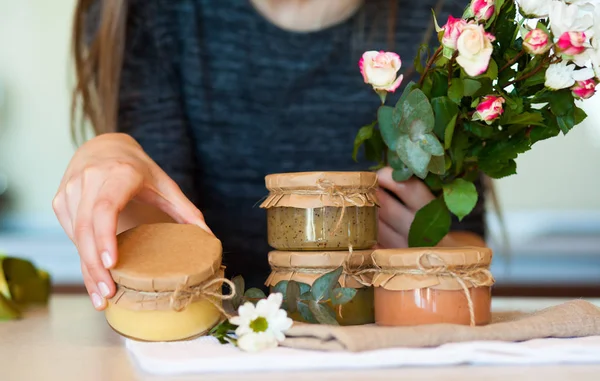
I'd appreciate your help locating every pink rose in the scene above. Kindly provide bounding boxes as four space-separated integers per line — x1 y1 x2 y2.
473 95 505 124
571 78 598 99
471 0 495 22
523 29 552 55
556 31 587 58
441 16 468 51
359 51 404 94
456 24 495 77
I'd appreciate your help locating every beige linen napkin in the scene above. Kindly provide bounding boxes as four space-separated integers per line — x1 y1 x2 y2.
282 300 600 352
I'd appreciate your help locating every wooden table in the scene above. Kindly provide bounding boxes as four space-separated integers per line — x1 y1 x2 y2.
2 296 600 381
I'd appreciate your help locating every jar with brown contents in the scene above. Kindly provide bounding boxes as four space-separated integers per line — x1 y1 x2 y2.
261 172 379 251
265 250 375 325
371 247 494 327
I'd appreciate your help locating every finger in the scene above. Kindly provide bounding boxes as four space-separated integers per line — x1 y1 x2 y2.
82 262 107 310
138 173 213 234
376 188 414 238
378 218 408 249
64 176 82 236
377 167 435 212
74 172 115 299
52 191 74 241
92 169 146 277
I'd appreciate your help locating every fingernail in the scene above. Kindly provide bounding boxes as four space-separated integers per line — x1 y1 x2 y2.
101 251 113 268
91 293 103 309
98 282 110 297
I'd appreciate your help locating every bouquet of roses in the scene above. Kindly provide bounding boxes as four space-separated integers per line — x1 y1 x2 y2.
354 0 599 247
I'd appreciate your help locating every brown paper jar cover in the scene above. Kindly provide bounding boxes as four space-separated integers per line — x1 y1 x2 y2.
372 247 493 326
371 246 494 291
109 223 223 311
259 171 379 209
265 250 373 289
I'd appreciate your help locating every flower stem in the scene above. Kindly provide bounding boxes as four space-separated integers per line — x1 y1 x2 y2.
418 46 443 88
504 55 553 87
499 50 526 73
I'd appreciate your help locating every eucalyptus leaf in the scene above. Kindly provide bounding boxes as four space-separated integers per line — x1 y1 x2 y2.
308 301 339 325
330 287 357 306
299 291 314 301
387 149 405 170
443 179 478 221
399 89 435 137
397 136 432 179
378 106 399 150
392 167 414 182
310 267 343 302
418 133 445 156
393 82 418 126
286 281 300 313
408 198 452 247
244 288 266 300
271 280 288 296
231 276 245 309
297 302 319 324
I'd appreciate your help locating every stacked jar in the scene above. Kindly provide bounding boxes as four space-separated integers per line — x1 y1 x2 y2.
260 172 379 325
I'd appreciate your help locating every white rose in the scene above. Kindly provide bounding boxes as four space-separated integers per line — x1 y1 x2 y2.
545 61 595 89
518 0 550 17
549 1 595 37
456 24 494 77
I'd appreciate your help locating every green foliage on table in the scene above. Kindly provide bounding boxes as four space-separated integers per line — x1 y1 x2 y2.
0 256 50 321
230 275 267 310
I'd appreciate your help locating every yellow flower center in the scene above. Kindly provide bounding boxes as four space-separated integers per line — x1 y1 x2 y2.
249 317 268 332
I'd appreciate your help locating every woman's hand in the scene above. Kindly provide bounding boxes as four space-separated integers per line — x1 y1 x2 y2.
376 167 486 248
53 133 211 310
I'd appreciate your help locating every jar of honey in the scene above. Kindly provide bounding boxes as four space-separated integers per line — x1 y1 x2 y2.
371 247 495 326
260 172 379 251
265 249 375 325
105 223 228 342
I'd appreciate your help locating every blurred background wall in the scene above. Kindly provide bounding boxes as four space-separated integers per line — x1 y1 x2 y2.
0 0 598 294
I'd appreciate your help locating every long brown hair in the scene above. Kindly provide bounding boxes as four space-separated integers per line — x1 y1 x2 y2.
71 0 127 142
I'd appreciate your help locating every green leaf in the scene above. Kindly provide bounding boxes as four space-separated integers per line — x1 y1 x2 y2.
499 111 545 126
462 79 482 97
387 149 404 170
392 168 413 182
408 198 452 247
271 280 288 296
244 288 266 300
377 106 399 150
397 135 432 179
311 267 343 302
418 133 444 156
481 59 498 80
297 302 319 324
430 71 449 98
448 79 464 104
414 44 428 74
495 0 517 54
330 288 357 306
574 105 588 125
482 159 517 179
431 97 459 141
444 114 458 149
557 115 575 134
286 281 300 313
530 110 560 144
522 69 547 88
399 89 435 137
231 275 245 309
1 258 50 305
424 173 444 191
549 90 575 117
352 121 376 162
393 82 418 126
464 121 494 138
427 155 446 175
308 301 339 325
0 293 21 321
443 179 478 221
450 130 469 175
299 291 314 301
364 129 385 166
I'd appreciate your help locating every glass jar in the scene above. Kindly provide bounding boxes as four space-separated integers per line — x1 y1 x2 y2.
260 172 379 251
371 247 494 326
265 250 375 325
106 223 225 341
267 206 377 250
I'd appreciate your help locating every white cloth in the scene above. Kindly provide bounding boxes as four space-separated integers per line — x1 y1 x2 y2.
126 335 600 375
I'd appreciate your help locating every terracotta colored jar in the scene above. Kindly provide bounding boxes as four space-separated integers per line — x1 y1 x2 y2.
260 172 379 251
372 247 494 326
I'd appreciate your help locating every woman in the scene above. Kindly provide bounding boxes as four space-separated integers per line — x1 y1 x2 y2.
54 0 486 310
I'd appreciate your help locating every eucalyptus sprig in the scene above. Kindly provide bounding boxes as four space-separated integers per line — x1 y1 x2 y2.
272 267 357 325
